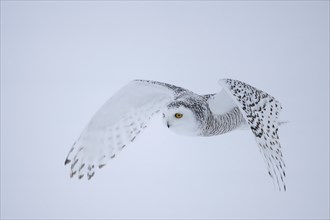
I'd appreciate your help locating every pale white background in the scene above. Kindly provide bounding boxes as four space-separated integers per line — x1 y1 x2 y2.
1 1 329 219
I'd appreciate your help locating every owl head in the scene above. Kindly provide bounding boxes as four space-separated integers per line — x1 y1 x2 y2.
163 101 203 136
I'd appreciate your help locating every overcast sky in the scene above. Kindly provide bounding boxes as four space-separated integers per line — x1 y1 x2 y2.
1 1 329 219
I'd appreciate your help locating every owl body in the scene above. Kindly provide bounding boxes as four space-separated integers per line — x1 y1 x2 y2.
65 79 286 191
164 94 245 137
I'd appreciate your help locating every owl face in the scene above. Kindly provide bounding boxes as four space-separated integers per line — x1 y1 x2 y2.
163 105 201 136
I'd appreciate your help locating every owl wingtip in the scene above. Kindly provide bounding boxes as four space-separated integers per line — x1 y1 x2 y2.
64 158 71 166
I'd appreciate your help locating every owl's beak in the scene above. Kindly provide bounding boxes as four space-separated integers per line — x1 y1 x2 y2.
166 121 170 128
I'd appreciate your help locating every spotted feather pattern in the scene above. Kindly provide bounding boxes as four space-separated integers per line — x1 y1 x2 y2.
219 79 286 191
65 79 287 191
65 106 161 180
65 80 180 179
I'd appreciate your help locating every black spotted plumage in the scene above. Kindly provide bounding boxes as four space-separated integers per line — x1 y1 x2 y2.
65 78 286 191
219 79 286 191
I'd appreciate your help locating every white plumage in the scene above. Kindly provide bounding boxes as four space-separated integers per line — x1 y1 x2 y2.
65 79 286 191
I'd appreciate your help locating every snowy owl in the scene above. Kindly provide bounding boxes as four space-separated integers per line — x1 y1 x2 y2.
65 79 286 191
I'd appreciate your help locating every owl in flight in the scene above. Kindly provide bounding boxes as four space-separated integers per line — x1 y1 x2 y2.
65 79 286 191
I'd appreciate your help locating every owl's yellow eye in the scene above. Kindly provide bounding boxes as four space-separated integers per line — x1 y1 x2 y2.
174 113 183 119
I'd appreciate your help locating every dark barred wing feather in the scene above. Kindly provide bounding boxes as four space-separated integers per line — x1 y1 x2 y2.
65 80 184 179
219 79 286 191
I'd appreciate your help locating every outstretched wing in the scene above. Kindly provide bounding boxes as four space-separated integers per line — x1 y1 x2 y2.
65 80 185 180
218 79 286 191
